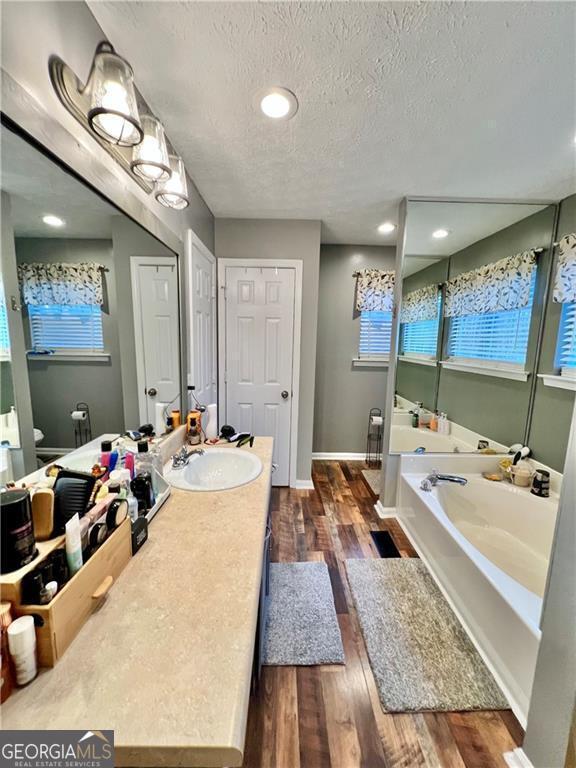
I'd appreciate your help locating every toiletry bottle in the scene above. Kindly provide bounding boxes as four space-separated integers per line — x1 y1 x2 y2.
65 514 83 576
165 416 174 434
7 615 37 686
124 451 135 479
188 418 201 446
443 414 451 435
411 409 419 429
134 440 154 476
171 410 181 428
148 442 164 479
430 411 438 432
204 404 218 440
100 440 113 476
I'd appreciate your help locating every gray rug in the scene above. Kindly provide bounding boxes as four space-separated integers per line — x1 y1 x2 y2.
263 562 345 666
346 558 508 712
362 469 380 495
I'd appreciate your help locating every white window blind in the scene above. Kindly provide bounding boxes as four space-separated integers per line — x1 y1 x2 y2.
359 310 392 358
29 305 104 352
400 317 440 357
556 301 576 373
447 273 535 366
400 294 442 358
0 293 10 358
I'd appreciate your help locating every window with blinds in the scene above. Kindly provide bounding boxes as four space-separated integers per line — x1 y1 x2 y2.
400 294 442 359
400 316 440 358
447 273 536 367
359 310 393 359
0 293 10 359
555 301 576 375
29 305 104 352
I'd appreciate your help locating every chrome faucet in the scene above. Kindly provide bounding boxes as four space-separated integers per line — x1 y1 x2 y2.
420 469 468 491
171 446 204 469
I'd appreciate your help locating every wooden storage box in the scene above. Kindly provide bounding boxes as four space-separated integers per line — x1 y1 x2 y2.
2 518 131 667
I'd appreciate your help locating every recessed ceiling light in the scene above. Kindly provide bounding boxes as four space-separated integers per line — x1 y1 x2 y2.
377 222 396 234
432 228 449 239
42 214 65 228
259 87 298 120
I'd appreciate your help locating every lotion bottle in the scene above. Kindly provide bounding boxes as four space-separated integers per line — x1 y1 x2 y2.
65 514 83 576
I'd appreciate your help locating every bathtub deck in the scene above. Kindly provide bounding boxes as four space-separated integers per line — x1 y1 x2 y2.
241 460 524 768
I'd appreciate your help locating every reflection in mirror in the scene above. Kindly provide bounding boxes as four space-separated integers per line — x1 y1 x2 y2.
0 125 180 480
0 277 19 461
392 200 556 454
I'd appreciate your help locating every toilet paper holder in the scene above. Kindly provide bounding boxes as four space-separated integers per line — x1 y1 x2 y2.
71 402 92 447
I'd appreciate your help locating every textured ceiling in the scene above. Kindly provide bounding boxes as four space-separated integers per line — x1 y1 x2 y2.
1 127 116 238
89 1 576 245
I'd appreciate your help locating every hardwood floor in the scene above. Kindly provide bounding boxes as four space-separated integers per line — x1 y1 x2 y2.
242 460 524 768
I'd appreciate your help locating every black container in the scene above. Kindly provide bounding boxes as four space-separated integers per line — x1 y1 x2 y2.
0 489 38 574
130 473 155 514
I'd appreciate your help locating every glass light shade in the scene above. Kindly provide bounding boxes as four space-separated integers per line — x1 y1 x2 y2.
131 115 171 181
86 49 143 147
155 155 189 210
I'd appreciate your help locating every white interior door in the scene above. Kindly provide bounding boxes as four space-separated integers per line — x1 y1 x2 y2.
224 266 295 485
188 234 216 408
132 257 180 424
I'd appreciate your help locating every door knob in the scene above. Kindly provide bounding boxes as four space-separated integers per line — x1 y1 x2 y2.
281 390 289 400
147 387 157 397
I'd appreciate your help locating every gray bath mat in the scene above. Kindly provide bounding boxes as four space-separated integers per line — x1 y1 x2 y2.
346 558 508 712
263 562 345 666
362 469 380 495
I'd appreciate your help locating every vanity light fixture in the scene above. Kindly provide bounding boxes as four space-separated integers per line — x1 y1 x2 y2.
377 222 396 234
432 228 449 239
131 115 171 182
42 215 65 228
259 87 299 120
155 155 189 210
85 42 143 147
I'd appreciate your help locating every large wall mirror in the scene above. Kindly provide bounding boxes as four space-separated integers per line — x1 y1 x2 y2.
0 124 183 480
391 199 558 454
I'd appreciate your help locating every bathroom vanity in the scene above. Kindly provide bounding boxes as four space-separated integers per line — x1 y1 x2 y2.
2 438 274 768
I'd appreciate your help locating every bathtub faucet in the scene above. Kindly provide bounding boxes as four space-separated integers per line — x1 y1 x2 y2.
420 470 468 491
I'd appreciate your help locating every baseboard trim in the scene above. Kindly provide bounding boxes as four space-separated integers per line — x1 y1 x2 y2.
503 748 534 768
374 500 397 518
312 452 370 460
292 479 315 490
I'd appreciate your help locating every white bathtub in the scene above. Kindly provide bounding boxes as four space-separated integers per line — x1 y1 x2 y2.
398 471 558 723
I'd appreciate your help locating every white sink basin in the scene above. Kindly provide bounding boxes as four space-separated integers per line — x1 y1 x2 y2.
165 448 263 492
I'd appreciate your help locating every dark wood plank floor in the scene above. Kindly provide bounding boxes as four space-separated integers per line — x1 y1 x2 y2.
242 460 523 768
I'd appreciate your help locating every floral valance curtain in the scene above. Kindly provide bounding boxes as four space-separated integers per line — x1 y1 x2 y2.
444 250 536 318
18 262 104 306
355 269 395 312
400 284 438 324
553 234 576 304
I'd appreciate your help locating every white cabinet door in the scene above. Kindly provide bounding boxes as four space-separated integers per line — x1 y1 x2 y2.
133 259 180 424
188 238 216 408
224 266 295 485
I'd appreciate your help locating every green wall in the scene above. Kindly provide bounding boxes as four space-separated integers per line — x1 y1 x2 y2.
528 194 576 471
1 360 15 414
396 260 448 410
314 244 395 453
